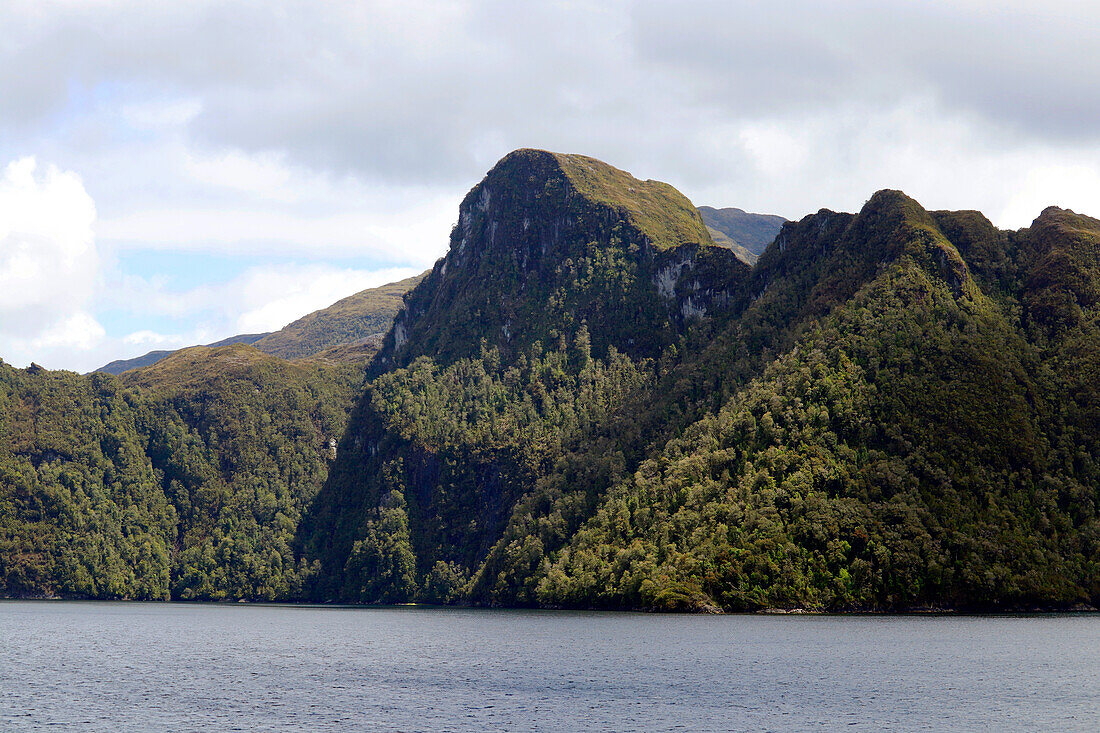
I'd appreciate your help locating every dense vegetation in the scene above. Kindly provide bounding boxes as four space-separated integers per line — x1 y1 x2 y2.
0 364 174 598
0 345 368 600
302 333 654 603
2 148 1097 612
306 156 1100 612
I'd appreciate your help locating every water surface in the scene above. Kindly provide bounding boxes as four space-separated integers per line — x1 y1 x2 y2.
1 602 1097 731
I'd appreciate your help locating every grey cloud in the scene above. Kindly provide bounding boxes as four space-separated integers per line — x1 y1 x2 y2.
1 1 1098 200
630 1 1100 140
0 1 770 185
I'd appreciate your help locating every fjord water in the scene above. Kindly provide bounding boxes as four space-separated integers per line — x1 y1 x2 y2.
1 602 1096 731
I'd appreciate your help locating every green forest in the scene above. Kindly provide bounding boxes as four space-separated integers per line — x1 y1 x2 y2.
2 149 1097 612
0 346 367 600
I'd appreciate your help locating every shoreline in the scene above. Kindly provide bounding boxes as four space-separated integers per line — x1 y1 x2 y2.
3 596 1097 616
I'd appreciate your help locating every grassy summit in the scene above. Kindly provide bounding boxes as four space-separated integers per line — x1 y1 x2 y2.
547 151 714 251
373 148 747 371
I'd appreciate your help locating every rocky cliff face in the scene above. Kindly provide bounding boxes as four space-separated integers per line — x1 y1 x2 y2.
373 149 749 372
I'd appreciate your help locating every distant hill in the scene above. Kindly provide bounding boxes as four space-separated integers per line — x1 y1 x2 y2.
251 273 425 359
93 273 425 374
698 206 787 265
703 226 760 266
96 333 269 375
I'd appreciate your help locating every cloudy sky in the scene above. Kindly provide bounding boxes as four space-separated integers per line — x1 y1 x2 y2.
1 0 1098 371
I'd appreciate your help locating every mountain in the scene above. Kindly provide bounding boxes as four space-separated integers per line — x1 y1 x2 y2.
3 148 1098 612
93 273 425 375
304 149 751 598
302 158 1099 612
372 149 748 374
698 205 787 265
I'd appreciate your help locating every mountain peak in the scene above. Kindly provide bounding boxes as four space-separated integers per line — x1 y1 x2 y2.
858 189 930 222
373 149 748 370
1031 205 1100 233
1021 203 1100 332
480 148 713 252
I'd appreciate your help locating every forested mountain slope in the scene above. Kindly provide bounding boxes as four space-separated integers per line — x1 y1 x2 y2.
304 149 750 599
0 364 174 598
0 345 368 599
3 149 1097 611
300 153 1099 612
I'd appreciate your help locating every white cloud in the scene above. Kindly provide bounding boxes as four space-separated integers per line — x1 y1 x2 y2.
122 329 190 348
80 139 457 265
0 154 425 372
683 98 1100 227
92 263 421 368
97 198 454 264
233 265 420 333
998 164 1100 230
33 312 106 350
5 0 1094 236
121 97 203 131
0 157 106 367
181 148 294 199
5 0 1100 185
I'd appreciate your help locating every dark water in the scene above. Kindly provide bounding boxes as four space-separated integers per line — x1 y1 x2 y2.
1 602 1097 731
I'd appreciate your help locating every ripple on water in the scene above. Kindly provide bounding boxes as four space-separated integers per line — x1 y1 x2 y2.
1 603 1098 732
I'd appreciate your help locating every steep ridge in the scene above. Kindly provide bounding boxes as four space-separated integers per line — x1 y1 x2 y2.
373 149 749 373
1019 207 1100 339
303 150 750 599
1017 207 1100 521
